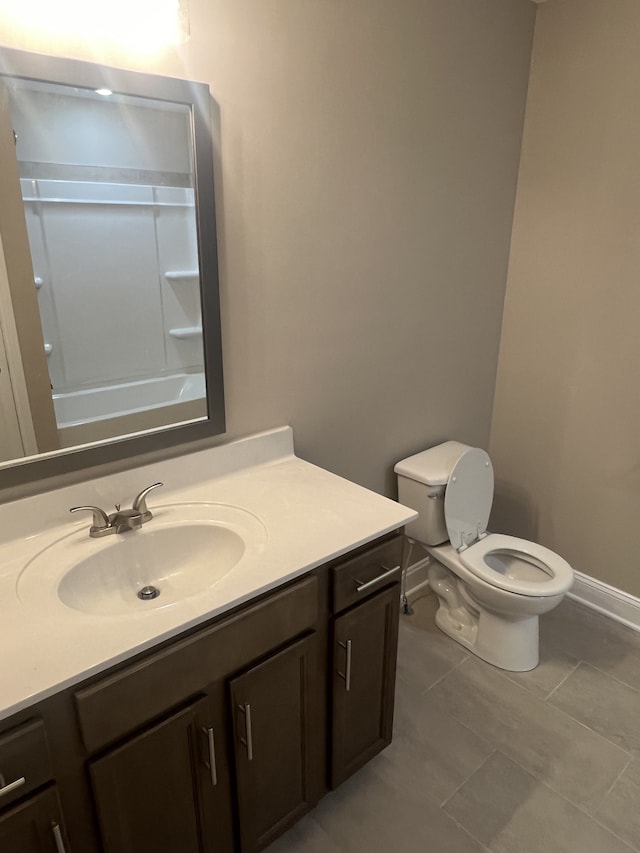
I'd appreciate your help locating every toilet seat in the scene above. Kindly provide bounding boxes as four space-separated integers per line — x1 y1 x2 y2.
459 534 574 597
443 447 573 597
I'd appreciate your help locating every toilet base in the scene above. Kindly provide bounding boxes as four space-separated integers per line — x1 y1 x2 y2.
428 563 539 671
436 600 539 671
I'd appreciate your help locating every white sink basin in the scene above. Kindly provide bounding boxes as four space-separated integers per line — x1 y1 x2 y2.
17 503 267 616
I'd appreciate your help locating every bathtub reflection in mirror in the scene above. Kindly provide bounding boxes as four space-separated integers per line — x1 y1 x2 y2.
0 48 224 487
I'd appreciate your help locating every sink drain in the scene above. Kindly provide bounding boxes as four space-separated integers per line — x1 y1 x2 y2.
138 585 160 601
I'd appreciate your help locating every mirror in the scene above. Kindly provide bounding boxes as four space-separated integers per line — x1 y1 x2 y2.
0 47 224 490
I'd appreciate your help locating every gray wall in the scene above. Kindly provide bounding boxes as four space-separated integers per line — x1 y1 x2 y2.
489 0 640 595
0 0 536 498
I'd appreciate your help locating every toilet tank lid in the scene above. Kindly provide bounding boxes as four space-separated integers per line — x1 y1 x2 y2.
394 441 471 486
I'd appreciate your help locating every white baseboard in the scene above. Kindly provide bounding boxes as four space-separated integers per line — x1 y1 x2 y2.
405 558 640 634
568 570 640 633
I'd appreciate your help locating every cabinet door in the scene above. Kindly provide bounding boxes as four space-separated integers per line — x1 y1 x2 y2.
0 786 69 853
230 634 316 852
331 584 400 787
90 695 230 853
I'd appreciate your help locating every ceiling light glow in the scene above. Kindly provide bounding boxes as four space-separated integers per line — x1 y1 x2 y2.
0 0 189 50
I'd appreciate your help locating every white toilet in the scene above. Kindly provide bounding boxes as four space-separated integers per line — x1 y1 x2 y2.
395 441 573 671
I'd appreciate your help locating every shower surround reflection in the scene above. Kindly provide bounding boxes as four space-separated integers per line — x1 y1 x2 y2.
2 76 207 450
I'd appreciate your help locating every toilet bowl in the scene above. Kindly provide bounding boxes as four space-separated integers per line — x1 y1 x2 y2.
395 441 573 671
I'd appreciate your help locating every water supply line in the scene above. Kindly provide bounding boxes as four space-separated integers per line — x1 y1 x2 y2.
400 537 433 615
401 536 415 615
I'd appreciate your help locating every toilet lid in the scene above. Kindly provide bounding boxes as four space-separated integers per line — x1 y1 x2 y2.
444 448 493 551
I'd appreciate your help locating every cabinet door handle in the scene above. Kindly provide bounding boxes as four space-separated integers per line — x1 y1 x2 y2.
337 639 352 691
0 775 25 798
201 726 218 787
52 823 67 853
237 703 254 761
354 564 401 594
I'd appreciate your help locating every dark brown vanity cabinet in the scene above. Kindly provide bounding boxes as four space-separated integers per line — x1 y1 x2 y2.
74 574 320 853
330 536 402 787
88 633 319 853
0 532 403 853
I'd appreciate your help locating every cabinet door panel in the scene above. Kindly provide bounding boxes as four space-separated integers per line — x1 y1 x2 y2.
331 584 400 787
90 696 225 853
0 786 68 853
230 634 316 852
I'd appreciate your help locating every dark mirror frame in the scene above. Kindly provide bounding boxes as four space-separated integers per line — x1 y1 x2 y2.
0 46 225 491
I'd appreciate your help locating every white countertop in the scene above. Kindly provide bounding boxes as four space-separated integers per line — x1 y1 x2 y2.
0 427 416 722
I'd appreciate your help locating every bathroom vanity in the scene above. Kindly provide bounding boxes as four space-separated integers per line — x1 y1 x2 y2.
0 428 415 852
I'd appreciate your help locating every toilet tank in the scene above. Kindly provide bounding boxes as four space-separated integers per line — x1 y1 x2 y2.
394 441 471 546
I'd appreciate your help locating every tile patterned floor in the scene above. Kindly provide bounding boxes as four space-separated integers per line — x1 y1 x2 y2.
269 594 640 852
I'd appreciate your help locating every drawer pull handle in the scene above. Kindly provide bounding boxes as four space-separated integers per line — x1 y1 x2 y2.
201 726 218 787
354 564 401 593
52 823 67 853
238 703 254 761
338 639 352 691
0 775 26 798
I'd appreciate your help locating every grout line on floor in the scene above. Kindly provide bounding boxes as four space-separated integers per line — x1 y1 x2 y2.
588 660 640 696
422 630 636 764
542 659 582 701
542 698 634 762
424 654 470 693
440 800 495 853
585 803 640 852
439 748 498 810
594 754 634 814
512 752 640 853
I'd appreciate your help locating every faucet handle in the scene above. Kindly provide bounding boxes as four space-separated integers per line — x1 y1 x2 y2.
131 482 164 521
70 505 111 535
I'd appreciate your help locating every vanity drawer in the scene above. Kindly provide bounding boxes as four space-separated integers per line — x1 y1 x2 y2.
75 574 319 753
332 534 403 614
0 720 53 810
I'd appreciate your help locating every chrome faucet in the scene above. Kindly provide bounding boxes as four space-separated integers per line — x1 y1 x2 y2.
70 482 163 538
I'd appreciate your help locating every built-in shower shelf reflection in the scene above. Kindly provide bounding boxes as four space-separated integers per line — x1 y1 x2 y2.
169 326 203 340
164 270 199 282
